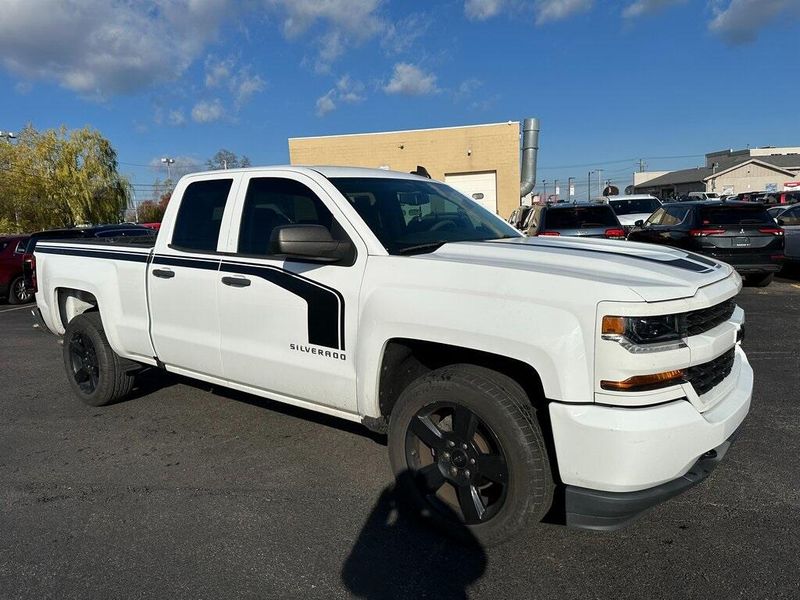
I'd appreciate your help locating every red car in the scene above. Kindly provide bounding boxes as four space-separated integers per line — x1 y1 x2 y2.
0 235 33 304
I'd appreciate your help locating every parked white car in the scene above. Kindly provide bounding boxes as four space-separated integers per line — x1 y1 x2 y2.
30 166 751 544
603 194 662 230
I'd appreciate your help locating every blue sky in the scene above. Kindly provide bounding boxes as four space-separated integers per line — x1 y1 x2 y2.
1 0 798 200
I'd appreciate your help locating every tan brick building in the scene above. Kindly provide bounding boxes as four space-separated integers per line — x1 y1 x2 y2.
288 122 522 218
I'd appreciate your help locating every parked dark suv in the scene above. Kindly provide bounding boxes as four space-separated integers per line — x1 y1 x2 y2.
0 235 32 304
628 201 784 286
523 203 626 239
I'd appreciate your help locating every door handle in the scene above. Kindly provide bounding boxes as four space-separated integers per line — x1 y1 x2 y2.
221 276 251 288
152 268 175 279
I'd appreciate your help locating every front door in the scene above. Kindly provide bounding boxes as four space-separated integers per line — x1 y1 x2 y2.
217 172 366 413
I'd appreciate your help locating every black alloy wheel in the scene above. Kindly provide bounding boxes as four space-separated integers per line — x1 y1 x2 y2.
69 332 100 394
406 402 509 525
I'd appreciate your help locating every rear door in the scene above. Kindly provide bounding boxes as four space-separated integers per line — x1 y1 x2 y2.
217 171 367 413
148 175 240 379
778 205 800 260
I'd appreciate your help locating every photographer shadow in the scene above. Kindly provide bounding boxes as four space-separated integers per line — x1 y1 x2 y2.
341 471 487 600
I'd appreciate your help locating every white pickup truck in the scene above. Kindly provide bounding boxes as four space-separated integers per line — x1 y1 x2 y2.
31 166 752 544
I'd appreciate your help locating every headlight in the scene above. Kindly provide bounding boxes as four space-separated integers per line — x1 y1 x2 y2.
602 314 685 349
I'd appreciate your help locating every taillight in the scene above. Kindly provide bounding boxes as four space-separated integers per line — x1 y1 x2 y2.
689 228 726 237
24 254 37 293
758 227 784 236
604 228 626 239
537 231 560 236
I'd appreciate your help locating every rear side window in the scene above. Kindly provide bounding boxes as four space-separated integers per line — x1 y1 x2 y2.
699 205 773 226
14 240 27 253
780 206 800 226
237 177 341 256
171 179 233 252
544 206 618 229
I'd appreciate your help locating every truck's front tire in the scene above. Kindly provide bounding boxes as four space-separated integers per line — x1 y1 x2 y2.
62 312 135 406
388 364 554 546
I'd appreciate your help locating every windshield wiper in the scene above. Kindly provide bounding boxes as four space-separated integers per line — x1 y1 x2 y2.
396 242 447 255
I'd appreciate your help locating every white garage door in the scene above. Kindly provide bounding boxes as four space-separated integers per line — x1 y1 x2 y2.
445 171 498 214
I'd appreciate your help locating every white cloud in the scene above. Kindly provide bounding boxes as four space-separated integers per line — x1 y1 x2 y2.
234 70 265 107
454 78 483 101
535 0 593 25
623 0 686 19
265 0 384 71
191 99 225 123
205 56 234 87
709 0 799 44
384 63 438 96
0 0 232 98
203 56 265 108
465 0 504 21
382 13 430 54
315 75 365 117
168 109 187 126
315 91 337 117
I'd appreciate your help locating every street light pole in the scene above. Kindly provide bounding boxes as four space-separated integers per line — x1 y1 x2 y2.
597 169 603 197
542 180 547 202
0 131 17 144
554 179 559 202
568 177 575 201
161 156 175 180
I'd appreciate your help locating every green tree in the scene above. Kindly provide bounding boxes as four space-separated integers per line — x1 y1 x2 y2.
206 149 251 170
0 125 130 233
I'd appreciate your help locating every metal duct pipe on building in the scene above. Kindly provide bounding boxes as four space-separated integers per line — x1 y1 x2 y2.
520 117 539 198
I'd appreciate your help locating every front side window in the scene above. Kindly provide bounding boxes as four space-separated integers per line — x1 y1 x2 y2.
661 206 690 226
237 177 348 256
172 179 233 252
645 208 666 226
329 177 519 254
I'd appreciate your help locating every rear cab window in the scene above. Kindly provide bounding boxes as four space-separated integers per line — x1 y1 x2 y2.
171 179 234 252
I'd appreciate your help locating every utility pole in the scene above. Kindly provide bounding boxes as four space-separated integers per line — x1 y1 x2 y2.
588 171 593 201
554 179 559 202
542 180 547 202
567 177 575 201
597 169 604 197
638 159 646 172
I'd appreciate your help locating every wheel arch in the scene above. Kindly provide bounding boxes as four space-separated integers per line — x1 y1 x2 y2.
56 287 99 330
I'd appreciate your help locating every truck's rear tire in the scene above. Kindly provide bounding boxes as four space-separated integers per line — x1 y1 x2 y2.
388 364 554 546
62 312 135 406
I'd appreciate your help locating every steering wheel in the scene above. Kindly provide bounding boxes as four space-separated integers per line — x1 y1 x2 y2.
429 219 458 232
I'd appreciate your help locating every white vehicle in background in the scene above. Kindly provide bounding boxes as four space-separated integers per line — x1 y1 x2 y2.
29 166 751 545
602 195 662 231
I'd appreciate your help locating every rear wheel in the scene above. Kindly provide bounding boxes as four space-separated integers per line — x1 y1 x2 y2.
745 272 774 287
388 364 553 546
62 312 135 406
8 276 32 304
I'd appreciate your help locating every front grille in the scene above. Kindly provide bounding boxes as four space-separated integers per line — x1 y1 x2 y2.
686 348 736 396
684 299 736 336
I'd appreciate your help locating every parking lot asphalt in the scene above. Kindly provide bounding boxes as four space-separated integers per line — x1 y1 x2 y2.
1 275 799 600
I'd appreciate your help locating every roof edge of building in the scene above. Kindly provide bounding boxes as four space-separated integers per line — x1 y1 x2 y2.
289 121 520 141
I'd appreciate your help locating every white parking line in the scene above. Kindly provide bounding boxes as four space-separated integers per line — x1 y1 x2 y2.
0 305 32 314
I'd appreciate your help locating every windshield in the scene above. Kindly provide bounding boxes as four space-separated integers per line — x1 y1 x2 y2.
329 177 520 254
610 198 660 215
544 206 619 228
700 205 773 225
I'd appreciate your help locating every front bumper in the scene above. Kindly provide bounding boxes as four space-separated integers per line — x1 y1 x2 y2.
564 434 734 530
549 345 752 494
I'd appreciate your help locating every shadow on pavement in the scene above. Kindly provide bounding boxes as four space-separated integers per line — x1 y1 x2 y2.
341 471 487 600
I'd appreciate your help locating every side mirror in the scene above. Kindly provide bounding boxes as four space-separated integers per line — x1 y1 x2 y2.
270 225 353 263
777 218 785 226
634 219 645 228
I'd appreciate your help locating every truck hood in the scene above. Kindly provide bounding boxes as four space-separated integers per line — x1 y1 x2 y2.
422 236 733 302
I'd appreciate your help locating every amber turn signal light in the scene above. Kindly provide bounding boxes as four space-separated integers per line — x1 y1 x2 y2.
601 370 685 392
601 316 626 336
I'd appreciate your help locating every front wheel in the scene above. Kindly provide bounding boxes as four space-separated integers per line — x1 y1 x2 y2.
388 364 554 546
62 312 135 406
8 275 33 304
